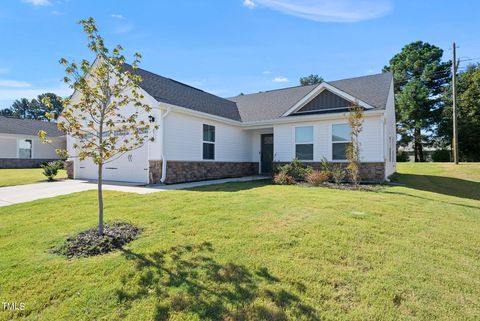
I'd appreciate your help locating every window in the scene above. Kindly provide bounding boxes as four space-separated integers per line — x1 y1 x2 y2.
332 124 351 160
295 126 313 160
19 139 32 159
203 124 215 160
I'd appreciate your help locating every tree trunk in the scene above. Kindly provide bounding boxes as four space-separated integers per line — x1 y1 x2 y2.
418 142 424 162
414 128 423 162
98 163 104 235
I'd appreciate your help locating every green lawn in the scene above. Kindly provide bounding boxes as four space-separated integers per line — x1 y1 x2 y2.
0 163 479 320
0 168 67 187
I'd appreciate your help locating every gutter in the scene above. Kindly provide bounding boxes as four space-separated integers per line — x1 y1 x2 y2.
160 106 171 183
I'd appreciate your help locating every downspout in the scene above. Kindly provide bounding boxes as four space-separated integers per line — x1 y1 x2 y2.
160 107 171 183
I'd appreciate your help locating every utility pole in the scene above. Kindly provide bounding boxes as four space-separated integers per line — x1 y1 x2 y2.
452 42 459 164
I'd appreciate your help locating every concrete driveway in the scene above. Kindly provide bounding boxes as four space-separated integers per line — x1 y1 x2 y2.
0 176 268 207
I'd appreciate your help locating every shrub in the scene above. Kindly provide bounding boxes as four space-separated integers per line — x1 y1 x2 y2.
432 149 451 162
330 164 346 185
41 160 64 181
306 170 329 186
277 158 313 180
396 150 410 162
273 172 295 185
320 157 331 176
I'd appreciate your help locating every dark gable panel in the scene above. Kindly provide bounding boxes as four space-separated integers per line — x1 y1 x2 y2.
296 89 351 113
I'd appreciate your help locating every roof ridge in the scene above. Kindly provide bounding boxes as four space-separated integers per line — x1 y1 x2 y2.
329 71 392 83
230 72 392 99
229 84 317 98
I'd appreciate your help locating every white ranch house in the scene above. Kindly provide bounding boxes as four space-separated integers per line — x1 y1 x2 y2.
65 66 396 184
0 116 65 168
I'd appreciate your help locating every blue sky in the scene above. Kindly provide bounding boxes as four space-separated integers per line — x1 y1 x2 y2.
0 0 479 108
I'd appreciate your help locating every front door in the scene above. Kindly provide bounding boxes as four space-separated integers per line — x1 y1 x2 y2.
261 134 274 174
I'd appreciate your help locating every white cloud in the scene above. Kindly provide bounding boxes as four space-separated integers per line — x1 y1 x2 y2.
51 10 64 15
111 14 125 19
23 0 51 6
251 0 392 22
262 70 272 74
243 0 256 9
0 79 32 88
273 76 289 83
0 85 71 101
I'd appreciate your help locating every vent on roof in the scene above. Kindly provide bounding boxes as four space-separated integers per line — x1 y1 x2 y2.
295 89 351 114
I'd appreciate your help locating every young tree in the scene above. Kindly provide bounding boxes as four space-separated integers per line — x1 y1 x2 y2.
40 17 156 235
299 74 324 86
383 41 450 162
346 101 364 187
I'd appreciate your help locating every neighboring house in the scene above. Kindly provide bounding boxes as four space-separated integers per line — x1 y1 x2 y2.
0 116 66 168
65 66 396 184
399 142 444 162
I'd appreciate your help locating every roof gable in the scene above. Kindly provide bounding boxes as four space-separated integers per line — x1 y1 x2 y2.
295 88 352 114
230 73 392 122
282 82 376 117
228 85 317 122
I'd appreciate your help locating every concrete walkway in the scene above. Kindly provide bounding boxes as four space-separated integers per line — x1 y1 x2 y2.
0 176 269 207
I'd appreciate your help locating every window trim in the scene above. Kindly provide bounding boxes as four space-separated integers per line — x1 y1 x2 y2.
202 124 215 160
294 125 314 161
331 123 351 161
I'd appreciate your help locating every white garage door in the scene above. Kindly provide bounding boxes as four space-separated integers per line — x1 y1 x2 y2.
76 145 149 184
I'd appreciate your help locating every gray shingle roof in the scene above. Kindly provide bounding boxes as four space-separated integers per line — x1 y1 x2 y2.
329 72 393 110
124 64 241 121
229 72 393 122
0 116 64 137
228 85 317 122
125 64 392 123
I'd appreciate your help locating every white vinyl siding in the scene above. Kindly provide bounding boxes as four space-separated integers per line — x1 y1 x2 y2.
0 134 64 159
0 136 18 158
384 79 397 178
164 112 251 162
273 115 384 162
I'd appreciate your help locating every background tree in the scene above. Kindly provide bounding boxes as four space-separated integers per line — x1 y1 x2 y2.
0 93 63 121
40 17 156 235
383 41 450 162
0 108 13 117
32 93 64 121
10 98 32 119
346 101 364 187
438 64 480 161
300 74 324 86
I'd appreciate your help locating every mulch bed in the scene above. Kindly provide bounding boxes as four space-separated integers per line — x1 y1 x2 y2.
51 222 142 258
298 182 385 191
